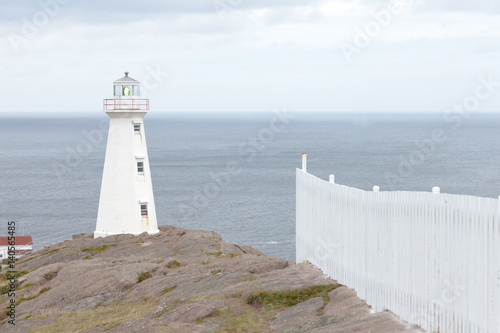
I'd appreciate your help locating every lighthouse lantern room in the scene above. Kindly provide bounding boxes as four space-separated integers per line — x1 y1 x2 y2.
113 71 140 97
94 72 159 238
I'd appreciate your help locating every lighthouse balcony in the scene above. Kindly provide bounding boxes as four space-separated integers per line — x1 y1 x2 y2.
104 99 149 111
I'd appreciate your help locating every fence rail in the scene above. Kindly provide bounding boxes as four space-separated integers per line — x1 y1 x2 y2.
296 168 500 333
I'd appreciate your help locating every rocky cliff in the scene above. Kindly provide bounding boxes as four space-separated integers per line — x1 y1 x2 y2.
0 226 423 332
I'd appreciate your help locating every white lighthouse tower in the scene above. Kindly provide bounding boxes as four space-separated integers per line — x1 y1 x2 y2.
94 72 159 238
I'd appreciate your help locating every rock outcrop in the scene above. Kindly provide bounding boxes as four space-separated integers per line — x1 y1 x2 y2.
0 226 424 332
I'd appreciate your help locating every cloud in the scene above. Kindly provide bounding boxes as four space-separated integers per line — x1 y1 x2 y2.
353 0 500 14
0 0 329 23
0 0 499 113
418 0 500 14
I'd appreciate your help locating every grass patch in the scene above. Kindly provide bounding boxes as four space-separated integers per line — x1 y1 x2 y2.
82 244 116 259
0 272 29 295
205 251 222 258
17 287 50 305
43 271 57 281
213 307 267 333
171 246 179 255
166 260 181 269
0 282 17 295
19 254 39 263
201 259 210 265
215 288 339 333
1 270 30 281
233 244 247 254
211 270 222 275
247 284 339 309
137 272 152 283
48 249 61 255
160 285 177 296
224 289 244 299
29 297 157 333
19 283 32 290
82 245 110 254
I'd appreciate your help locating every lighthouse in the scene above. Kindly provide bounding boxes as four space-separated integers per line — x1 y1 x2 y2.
94 72 159 238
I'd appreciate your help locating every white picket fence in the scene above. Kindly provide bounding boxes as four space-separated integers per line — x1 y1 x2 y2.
296 168 500 333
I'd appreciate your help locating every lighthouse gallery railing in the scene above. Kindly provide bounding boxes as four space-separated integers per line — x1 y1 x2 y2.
103 99 149 111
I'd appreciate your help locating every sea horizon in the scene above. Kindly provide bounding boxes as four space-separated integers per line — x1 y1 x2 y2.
1 112 499 260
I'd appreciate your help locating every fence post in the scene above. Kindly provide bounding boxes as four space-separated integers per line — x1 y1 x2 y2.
302 153 307 172
329 175 335 184
432 186 440 194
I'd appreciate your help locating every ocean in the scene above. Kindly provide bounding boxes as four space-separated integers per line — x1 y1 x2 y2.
1 112 499 261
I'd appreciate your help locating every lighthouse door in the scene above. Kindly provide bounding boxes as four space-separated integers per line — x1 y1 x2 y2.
141 204 149 229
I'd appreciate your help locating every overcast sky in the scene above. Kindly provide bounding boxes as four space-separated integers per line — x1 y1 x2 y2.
1 0 499 113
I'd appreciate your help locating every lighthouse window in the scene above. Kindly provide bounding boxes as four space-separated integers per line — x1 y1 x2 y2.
141 205 148 218
132 85 140 96
134 124 141 133
137 161 144 175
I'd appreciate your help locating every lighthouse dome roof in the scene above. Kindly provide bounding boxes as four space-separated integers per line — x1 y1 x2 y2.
114 72 139 85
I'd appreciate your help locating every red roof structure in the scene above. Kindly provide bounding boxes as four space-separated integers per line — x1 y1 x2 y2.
0 236 33 246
